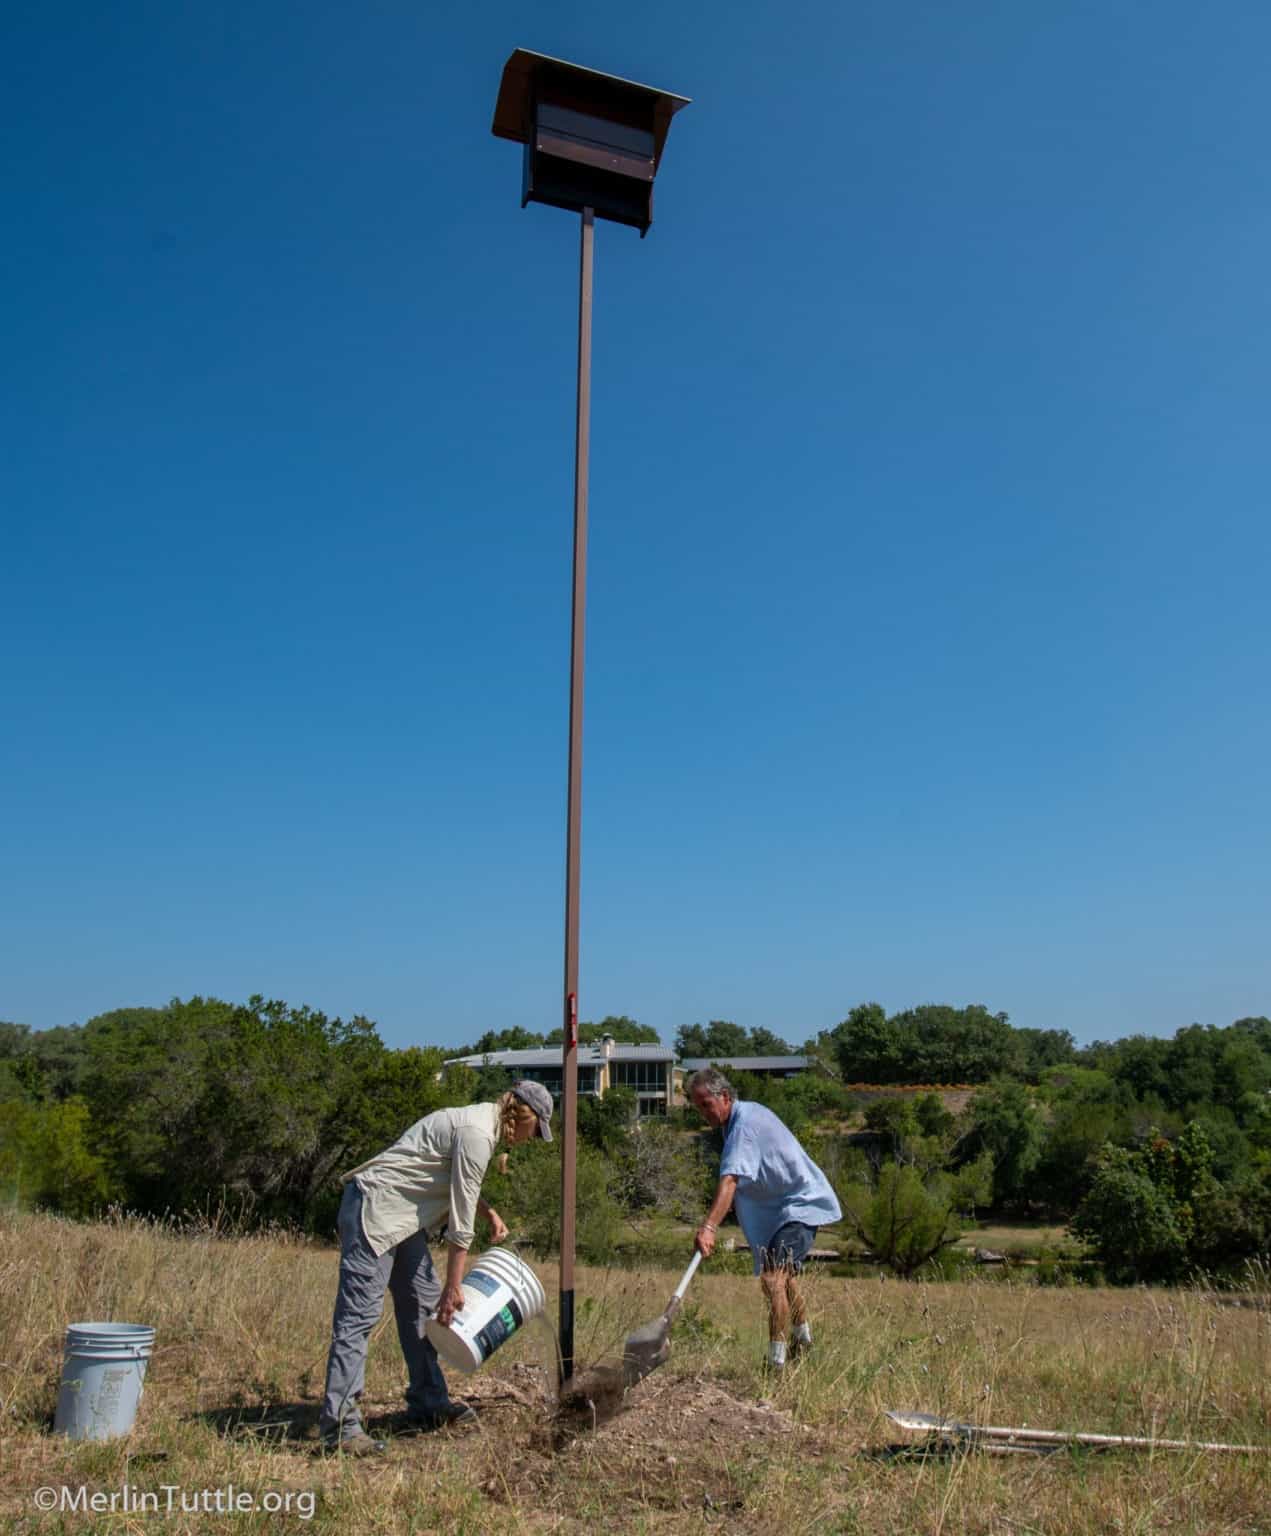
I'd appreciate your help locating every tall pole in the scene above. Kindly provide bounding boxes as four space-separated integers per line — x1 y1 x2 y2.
560 204 593 1387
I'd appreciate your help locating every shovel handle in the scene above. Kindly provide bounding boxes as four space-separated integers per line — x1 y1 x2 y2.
673 1249 703 1300
665 1250 702 1316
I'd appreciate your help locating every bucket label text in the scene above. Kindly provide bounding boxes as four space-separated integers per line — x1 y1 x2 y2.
474 1298 524 1362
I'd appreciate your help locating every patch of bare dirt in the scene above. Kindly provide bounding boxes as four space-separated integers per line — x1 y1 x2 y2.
468 1359 816 1525
455 1360 805 1452
204 1361 822 1528
575 1372 805 1451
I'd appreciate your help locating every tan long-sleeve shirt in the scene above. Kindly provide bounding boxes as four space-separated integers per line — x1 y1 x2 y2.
340 1101 501 1257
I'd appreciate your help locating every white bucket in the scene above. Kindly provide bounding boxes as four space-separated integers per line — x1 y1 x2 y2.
53 1322 156 1440
425 1248 546 1374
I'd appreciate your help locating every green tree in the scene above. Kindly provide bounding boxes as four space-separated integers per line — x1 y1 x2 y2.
1163 1026 1220 1110
1216 1037 1271 1118
1190 1164 1271 1266
1231 1016 1271 1054
674 1020 751 1058
914 1091 955 1138
893 1004 1024 1083
467 1062 514 1102
862 1097 918 1152
1070 1143 1187 1283
577 1085 636 1156
1031 1092 1120 1214
463 1027 545 1054
839 1155 992 1278
958 1081 1045 1208
0 1019 93 1104
829 1003 902 1082
831 1002 1021 1084
1036 1064 1119 1104
1069 1123 1234 1283
746 1027 793 1055
1015 1027 1077 1080
544 1016 661 1046
0 1022 31 1055
0 1097 113 1215
75 995 447 1230
1095 1034 1173 1105
614 1118 712 1219
479 1137 620 1261
769 1070 853 1130
29 1025 90 1100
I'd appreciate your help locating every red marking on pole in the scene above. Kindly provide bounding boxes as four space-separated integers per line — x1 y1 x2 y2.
568 993 578 1047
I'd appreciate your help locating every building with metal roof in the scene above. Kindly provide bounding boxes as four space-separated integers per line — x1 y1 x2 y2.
678 1055 813 1077
445 1036 675 1117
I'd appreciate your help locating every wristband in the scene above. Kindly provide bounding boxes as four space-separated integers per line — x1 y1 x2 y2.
702 1220 717 1232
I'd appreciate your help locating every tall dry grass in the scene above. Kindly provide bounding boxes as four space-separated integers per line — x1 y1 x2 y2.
1 1207 1268 1534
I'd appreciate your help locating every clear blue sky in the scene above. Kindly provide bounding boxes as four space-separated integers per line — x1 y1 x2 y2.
4 1 1268 1050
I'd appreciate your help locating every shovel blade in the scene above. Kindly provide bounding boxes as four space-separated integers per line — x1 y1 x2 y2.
620 1253 703 1388
621 1314 672 1387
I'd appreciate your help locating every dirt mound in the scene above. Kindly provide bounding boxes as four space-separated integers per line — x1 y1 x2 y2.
467 1359 806 1461
459 1360 803 1449
584 1373 803 1452
473 1362 811 1524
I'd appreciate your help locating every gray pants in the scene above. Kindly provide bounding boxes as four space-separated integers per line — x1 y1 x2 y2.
319 1182 451 1442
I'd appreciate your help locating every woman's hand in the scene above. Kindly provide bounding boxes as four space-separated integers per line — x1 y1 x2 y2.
436 1281 466 1328
694 1223 717 1259
478 1198 509 1244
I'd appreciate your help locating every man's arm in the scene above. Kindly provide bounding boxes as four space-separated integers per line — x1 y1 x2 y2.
694 1173 738 1259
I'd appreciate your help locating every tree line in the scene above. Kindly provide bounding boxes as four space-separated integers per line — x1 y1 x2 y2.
1 998 1268 1284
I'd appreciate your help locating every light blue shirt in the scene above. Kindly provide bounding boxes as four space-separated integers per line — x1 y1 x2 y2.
719 1100 842 1274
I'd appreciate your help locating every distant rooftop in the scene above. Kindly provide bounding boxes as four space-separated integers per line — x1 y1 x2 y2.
446 1042 674 1068
679 1056 811 1073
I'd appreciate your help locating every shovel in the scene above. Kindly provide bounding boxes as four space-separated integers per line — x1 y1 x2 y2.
621 1251 703 1387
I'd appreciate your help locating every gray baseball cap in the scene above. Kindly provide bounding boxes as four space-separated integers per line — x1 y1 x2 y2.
511 1079 554 1141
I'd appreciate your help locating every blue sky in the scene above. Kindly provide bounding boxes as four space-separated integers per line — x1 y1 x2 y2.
4 1 1268 1050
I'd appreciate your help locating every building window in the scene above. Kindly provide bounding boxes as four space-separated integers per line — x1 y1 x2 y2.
610 1060 666 1093
516 1065 599 1097
519 1066 562 1096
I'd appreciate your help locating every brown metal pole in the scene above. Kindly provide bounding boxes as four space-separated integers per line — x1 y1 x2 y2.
560 204 593 1386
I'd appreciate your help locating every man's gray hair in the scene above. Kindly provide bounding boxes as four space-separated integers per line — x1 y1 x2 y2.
687 1067 735 1101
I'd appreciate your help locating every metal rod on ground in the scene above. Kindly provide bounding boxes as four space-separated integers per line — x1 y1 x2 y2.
559 204 594 1388
886 1410 1270 1455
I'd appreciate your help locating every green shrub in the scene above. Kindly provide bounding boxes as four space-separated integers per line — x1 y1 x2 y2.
478 1137 620 1261
0 1097 113 1216
840 1154 991 1278
613 1118 712 1219
1070 1141 1189 1282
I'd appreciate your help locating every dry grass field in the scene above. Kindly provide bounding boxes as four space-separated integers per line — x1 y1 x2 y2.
1 1208 1268 1535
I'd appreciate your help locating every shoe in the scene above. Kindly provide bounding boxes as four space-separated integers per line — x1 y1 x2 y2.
408 1402 478 1432
321 1432 385 1457
789 1333 812 1361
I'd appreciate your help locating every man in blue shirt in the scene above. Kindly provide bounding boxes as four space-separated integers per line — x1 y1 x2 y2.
690 1067 841 1371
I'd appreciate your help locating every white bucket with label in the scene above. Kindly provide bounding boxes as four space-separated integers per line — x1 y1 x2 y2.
53 1322 156 1440
425 1247 545 1373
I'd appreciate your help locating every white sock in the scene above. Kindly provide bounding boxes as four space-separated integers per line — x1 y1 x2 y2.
793 1323 812 1345
768 1340 787 1365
